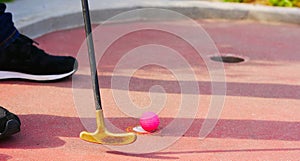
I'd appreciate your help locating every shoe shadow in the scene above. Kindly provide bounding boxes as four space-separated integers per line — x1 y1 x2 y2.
0 114 81 149
0 114 137 149
0 154 12 161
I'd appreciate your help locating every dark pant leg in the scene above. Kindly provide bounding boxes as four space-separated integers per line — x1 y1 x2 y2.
0 3 19 51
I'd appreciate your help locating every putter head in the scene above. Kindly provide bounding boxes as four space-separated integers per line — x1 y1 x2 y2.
80 110 137 145
80 130 137 145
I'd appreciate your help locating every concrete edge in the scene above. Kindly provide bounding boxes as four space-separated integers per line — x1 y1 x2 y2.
14 1 300 38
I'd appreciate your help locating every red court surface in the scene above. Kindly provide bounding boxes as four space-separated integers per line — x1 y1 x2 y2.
1 19 300 160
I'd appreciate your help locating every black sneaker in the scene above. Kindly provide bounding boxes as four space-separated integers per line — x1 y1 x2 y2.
0 34 78 81
0 106 21 139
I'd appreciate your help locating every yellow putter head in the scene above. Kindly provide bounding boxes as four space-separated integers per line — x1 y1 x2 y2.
80 110 137 145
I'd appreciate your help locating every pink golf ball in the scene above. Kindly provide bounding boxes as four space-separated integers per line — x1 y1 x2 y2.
139 112 160 132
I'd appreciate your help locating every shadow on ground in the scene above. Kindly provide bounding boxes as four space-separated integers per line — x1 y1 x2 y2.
72 74 300 100
1 73 299 100
0 154 12 161
0 114 299 149
107 147 300 160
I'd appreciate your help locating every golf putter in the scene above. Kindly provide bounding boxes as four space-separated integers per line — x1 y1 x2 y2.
80 0 137 145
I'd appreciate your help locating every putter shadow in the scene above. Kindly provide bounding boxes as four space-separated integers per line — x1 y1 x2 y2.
106 151 180 160
107 147 300 159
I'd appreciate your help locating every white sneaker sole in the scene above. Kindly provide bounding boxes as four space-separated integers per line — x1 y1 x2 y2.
0 70 76 81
